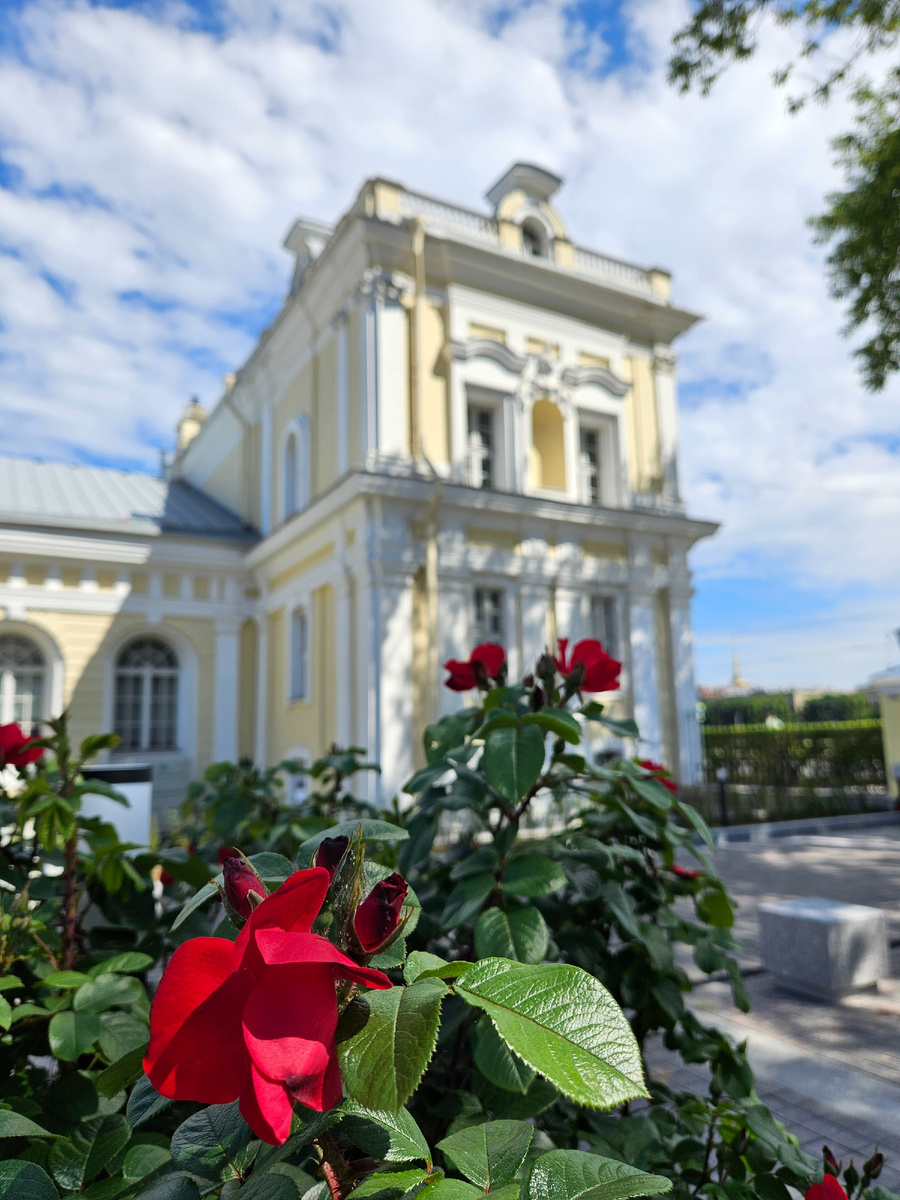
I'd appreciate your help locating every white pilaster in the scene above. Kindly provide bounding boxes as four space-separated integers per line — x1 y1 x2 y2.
670 596 702 784
260 408 272 535
213 620 240 762
629 593 663 762
653 346 680 501
361 294 378 461
375 575 414 803
437 582 471 716
254 617 268 766
334 576 354 747
376 298 409 460
336 317 349 475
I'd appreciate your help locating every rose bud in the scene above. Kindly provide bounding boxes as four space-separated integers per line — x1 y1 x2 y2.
353 873 408 954
863 1152 884 1181
222 857 267 919
824 1147 840 1174
315 835 350 881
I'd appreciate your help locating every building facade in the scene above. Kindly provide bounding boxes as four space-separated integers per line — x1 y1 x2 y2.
0 164 716 809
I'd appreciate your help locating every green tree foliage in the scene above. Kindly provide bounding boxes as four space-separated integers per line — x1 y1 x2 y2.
703 718 884 785
702 694 793 726
800 691 877 722
668 0 900 388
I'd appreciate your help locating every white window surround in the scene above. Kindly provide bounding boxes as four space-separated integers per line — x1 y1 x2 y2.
113 637 180 752
576 410 622 507
289 606 310 703
279 415 311 521
464 387 513 491
473 586 505 645
102 626 197 764
0 621 64 724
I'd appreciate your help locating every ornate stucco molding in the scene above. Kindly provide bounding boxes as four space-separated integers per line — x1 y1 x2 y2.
560 365 630 397
449 337 528 374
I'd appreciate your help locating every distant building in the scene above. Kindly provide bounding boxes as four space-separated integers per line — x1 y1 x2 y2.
0 164 716 811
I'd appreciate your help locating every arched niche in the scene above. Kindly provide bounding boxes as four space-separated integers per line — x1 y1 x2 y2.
530 398 566 491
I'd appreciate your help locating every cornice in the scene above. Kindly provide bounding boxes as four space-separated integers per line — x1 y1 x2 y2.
561 364 630 397
449 336 528 374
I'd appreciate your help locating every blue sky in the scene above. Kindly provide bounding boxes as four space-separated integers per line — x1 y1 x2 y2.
0 0 898 690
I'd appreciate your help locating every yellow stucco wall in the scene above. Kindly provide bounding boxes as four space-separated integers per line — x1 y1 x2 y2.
239 619 257 760
881 694 900 798
265 586 335 763
530 399 566 491
420 302 449 465
623 356 661 492
24 610 216 769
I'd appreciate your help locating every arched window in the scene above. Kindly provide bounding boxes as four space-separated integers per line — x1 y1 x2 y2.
283 431 299 518
0 634 46 728
290 608 309 701
530 398 566 490
282 416 310 520
521 218 549 258
114 637 179 751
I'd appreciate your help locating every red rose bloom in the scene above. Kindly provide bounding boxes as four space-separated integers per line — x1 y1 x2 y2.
443 643 506 692
222 857 267 918
807 1176 849 1200
353 873 408 953
554 639 621 693
637 759 678 793
0 723 42 768
143 867 390 1144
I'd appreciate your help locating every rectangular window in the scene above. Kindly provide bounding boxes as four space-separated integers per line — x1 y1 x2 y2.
591 595 619 658
474 588 504 644
579 427 601 504
467 406 495 489
290 608 309 701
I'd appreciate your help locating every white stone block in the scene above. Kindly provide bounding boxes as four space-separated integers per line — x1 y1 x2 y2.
759 897 889 1002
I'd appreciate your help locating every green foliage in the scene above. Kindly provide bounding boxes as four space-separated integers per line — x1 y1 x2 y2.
702 719 884 786
701 694 793 727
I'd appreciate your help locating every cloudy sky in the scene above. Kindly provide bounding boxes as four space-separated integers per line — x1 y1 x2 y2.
1 0 898 690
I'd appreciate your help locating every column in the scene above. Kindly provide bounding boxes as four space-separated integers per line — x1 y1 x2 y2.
213 619 240 762
669 594 703 784
260 408 272 535
334 575 354 747
629 591 663 762
336 317 350 475
254 617 268 766
376 293 410 459
653 346 680 502
436 580 471 717
375 574 415 804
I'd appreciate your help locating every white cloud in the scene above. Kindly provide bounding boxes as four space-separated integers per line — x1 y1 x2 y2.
0 0 898 686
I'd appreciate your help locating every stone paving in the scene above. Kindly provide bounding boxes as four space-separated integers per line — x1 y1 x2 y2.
653 820 900 1191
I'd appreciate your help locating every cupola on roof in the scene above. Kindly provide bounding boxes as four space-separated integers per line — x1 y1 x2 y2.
484 163 563 212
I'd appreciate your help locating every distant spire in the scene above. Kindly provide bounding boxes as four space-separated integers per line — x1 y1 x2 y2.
731 647 748 689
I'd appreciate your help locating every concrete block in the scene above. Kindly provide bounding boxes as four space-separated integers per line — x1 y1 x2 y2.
759 897 889 1002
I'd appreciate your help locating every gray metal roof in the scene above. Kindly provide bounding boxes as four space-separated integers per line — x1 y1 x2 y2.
0 456 257 542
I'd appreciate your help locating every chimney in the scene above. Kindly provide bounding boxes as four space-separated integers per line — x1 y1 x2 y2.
176 397 208 455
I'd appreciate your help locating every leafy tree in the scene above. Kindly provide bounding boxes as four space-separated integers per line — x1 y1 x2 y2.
800 691 877 721
668 0 900 388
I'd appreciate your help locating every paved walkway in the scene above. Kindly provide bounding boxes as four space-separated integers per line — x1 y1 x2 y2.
655 821 900 1189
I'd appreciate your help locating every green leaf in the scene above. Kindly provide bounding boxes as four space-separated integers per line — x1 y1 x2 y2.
419 1180 482 1200
42 971 92 989
123 1143 171 1181
88 952 154 976
473 1074 559 1121
594 715 640 739
80 732 123 760
99 1011 149 1062
241 1173 312 1200
0 976 22 992
451 847 500 881
0 1161 59 1200
126 1075 171 1127
482 725 545 803
697 889 734 929
0 1109 57 1138
675 801 715 851
521 709 583 745
353 1168 429 1200
754 1176 793 1200
454 959 647 1110
170 1101 254 1183
342 1102 431 1167
473 1017 535 1094
48 1010 101 1061
725 959 750 1013
338 979 447 1111
404 952 449 984
527 1150 672 1200
475 907 549 964
298 820 408 861
48 1114 130 1191
442 874 495 929
132 1177 201 1200
423 713 474 764
75 973 146 1013
502 857 567 898
0 995 11 1031
438 1120 533 1190
95 1045 147 1097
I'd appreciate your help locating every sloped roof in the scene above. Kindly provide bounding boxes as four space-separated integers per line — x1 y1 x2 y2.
0 456 256 542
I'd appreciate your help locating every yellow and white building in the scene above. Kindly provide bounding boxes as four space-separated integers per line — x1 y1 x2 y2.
0 164 716 808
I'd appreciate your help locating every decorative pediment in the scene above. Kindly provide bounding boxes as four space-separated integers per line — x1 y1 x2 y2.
560 364 630 397
449 337 528 374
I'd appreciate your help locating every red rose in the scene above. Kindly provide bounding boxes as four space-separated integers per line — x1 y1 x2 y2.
315 836 350 881
217 845 235 864
353 873 408 953
0 723 42 768
222 857 267 918
143 867 390 1144
807 1176 850 1200
670 864 701 880
637 759 678 793
554 639 620 693
443 643 506 691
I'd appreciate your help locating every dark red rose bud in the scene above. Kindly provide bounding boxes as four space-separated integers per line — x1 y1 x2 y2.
824 1147 840 1173
353 873 408 953
670 864 701 880
315 835 350 881
863 1152 884 1179
222 857 266 918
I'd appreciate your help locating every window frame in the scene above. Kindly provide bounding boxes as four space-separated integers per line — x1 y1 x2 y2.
289 606 311 703
589 594 620 660
281 415 311 521
0 634 46 729
113 636 180 753
473 586 505 646
576 410 619 507
466 388 509 491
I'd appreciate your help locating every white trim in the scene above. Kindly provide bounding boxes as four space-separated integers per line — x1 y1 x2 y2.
0 619 64 723
260 408 273 536
213 620 240 761
102 625 198 765
336 318 349 475
278 414 311 523
288 602 311 703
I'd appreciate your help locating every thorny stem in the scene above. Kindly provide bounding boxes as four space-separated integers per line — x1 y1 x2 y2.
693 1109 718 1195
60 831 79 972
316 1132 351 1200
